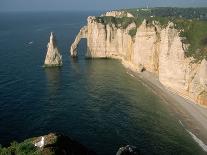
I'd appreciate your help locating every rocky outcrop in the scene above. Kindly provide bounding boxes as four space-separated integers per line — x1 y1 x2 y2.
116 145 141 155
189 59 207 105
158 24 207 106
70 14 207 107
44 32 62 67
101 11 134 18
85 16 136 59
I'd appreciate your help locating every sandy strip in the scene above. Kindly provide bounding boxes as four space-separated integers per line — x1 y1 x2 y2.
126 69 207 150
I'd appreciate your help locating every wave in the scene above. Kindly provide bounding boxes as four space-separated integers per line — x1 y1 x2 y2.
126 72 135 78
178 120 184 127
179 120 207 152
187 130 207 152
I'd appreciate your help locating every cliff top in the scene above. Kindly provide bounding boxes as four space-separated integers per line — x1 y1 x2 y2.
126 7 207 21
94 8 207 61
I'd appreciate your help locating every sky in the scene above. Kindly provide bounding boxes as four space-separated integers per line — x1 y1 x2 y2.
0 0 207 12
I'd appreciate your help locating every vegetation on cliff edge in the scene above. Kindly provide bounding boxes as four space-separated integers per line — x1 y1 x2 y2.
0 139 40 155
94 16 143 29
95 8 207 61
126 7 207 21
0 133 97 155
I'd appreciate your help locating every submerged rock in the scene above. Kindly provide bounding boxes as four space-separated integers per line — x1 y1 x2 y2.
44 32 63 67
116 145 141 155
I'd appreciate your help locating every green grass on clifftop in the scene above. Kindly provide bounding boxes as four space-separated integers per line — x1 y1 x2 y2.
0 139 40 155
174 19 207 60
95 16 143 29
126 7 207 20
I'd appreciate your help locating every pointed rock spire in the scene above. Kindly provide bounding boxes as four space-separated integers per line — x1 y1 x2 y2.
44 32 63 67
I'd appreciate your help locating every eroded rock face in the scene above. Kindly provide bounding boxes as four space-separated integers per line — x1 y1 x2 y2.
189 59 207 105
86 16 136 59
44 32 62 67
70 26 88 57
101 11 134 18
70 14 207 107
199 59 207 91
132 20 160 73
158 23 191 94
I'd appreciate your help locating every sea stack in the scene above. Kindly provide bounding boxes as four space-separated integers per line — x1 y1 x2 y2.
44 32 62 67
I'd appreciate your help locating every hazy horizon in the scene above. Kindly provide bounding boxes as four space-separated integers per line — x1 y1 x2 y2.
1 0 207 12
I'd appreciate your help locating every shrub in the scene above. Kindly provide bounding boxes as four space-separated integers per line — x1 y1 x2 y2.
95 16 142 29
0 140 41 155
128 28 137 37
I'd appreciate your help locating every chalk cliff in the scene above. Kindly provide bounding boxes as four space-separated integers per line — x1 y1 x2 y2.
44 32 62 67
101 11 134 18
70 14 207 107
70 26 88 57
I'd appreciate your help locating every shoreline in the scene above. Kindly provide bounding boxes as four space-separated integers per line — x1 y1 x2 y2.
125 67 207 151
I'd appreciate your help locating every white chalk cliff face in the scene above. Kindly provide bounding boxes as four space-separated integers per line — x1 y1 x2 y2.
70 15 207 106
44 32 62 67
101 11 134 18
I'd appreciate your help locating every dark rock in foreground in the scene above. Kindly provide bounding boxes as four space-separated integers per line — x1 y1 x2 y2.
116 145 141 155
0 133 142 155
0 133 96 155
34 133 96 155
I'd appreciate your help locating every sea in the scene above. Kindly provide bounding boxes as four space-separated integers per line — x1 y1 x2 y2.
0 11 206 155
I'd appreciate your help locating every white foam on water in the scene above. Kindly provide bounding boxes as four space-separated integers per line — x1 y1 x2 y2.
127 72 135 78
179 120 207 152
187 130 207 152
178 120 184 127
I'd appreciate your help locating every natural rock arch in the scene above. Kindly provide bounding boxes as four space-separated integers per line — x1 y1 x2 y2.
70 26 88 57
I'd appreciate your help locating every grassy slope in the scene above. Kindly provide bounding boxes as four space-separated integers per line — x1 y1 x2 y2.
0 138 40 155
175 19 207 60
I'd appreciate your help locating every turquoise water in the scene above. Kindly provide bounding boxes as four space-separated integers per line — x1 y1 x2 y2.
0 12 205 154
